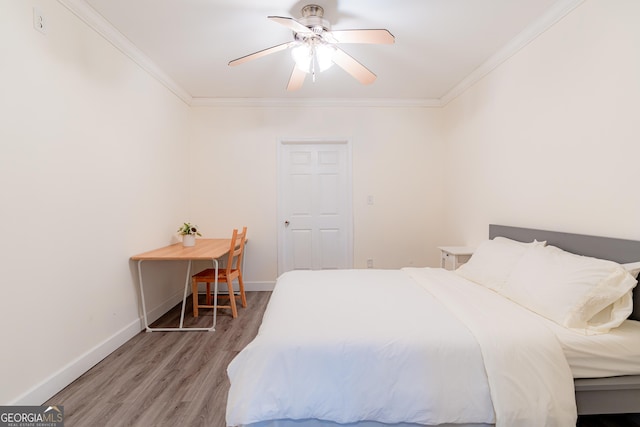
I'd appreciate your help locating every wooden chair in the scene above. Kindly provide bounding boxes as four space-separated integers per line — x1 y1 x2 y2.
191 227 247 318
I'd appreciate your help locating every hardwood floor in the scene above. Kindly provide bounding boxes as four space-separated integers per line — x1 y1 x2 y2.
47 291 639 427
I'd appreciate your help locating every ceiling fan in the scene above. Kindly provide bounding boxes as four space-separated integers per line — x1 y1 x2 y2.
228 4 395 91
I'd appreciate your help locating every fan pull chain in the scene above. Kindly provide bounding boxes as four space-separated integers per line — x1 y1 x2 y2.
311 52 317 82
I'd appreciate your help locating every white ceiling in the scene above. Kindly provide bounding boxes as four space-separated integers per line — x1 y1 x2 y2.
69 0 581 104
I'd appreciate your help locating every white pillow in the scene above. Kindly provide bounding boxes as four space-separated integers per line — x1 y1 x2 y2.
623 261 640 279
500 245 637 334
624 262 640 321
455 237 545 291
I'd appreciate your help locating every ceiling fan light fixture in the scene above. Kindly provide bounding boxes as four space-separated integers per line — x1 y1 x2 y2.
291 43 312 72
315 43 336 71
291 41 336 74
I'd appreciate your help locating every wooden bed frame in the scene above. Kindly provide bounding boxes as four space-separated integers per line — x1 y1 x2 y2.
489 224 640 415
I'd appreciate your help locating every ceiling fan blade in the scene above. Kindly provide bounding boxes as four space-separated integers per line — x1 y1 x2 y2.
332 48 376 85
329 29 395 44
228 42 294 67
268 16 313 35
287 66 306 91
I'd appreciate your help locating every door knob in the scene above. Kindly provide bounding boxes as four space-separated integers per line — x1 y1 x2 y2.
284 220 290 227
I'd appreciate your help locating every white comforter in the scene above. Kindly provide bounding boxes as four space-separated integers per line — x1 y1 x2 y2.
226 268 577 427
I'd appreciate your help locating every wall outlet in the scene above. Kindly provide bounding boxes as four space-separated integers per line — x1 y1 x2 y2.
33 6 46 34
366 259 373 268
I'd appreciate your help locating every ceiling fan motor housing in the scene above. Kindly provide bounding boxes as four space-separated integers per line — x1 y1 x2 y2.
299 4 330 33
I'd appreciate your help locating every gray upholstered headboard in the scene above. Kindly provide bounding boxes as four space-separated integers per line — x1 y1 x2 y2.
489 224 640 321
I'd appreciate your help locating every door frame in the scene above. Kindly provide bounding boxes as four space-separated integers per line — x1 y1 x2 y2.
277 138 354 275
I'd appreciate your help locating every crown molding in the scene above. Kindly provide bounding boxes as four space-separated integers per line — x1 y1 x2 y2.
440 0 585 106
56 0 193 105
189 97 443 108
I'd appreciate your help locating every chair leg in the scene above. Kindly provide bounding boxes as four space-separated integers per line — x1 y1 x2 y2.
238 273 247 308
205 282 211 305
227 277 238 318
191 278 199 318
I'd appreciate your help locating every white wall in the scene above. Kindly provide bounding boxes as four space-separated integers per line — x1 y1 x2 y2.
442 0 640 245
0 0 190 404
188 105 447 281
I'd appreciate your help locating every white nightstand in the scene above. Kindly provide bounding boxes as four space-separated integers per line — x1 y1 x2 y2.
438 246 474 270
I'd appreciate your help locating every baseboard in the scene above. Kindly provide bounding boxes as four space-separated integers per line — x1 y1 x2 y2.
144 288 187 326
11 319 140 405
10 289 185 405
245 281 276 291
203 281 276 294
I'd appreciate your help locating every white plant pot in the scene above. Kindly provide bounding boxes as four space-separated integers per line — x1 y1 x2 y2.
182 234 196 247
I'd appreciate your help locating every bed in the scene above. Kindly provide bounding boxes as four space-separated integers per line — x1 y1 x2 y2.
226 225 640 427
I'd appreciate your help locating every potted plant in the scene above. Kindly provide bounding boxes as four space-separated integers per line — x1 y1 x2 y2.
177 222 202 247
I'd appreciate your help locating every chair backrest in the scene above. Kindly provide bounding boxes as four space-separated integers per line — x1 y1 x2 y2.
225 227 247 275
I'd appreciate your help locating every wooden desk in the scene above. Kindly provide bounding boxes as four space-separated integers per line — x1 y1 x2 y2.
131 239 231 332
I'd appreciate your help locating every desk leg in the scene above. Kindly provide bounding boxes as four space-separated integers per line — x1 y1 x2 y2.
137 259 217 332
137 260 152 332
178 260 192 329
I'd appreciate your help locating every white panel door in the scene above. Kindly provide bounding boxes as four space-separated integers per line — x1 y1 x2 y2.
278 141 352 274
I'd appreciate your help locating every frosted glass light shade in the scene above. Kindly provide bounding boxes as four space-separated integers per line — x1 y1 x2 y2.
291 44 312 72
315 44 336 72
291 42 336 73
